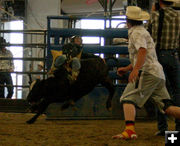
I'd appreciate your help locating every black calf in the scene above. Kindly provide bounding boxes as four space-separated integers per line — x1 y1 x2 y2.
26 57 115 124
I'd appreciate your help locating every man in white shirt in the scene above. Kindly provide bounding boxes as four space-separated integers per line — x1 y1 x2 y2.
112 6 180 140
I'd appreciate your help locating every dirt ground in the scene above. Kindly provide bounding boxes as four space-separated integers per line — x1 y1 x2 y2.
0 113 175 146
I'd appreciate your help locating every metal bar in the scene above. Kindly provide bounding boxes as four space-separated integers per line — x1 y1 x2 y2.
0 71 47 74
0 57 45 61
0 30 46 33
98 0 104 8
43 31 47 80
48 28 128 38
5 43 46 48
0 85 30 88
112 0 116 6
49 45 128 55
109 0 113 18
47 17 52 70
104 0 108 16
47 16 126 21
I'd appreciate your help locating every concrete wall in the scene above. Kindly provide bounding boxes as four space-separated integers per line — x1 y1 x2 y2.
25 0 61 29
24 0 62 57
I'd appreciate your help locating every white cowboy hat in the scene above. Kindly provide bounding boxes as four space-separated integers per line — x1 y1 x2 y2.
38 61 44 67
126 6 150 21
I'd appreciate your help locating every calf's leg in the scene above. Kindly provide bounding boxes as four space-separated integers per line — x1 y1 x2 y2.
101 76 115 111
26 99 49 124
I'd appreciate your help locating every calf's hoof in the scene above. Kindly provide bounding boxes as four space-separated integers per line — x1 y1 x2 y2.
26 119 34 124
26 117 36 124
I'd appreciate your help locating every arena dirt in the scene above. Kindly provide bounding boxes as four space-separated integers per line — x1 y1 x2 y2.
0 113 175 146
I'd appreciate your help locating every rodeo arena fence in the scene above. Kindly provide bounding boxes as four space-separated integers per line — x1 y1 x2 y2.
0 29 47 112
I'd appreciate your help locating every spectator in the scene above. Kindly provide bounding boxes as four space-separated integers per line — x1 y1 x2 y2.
32 61 44 81
112 6 180 140
0 37 14 99
148 0 180 135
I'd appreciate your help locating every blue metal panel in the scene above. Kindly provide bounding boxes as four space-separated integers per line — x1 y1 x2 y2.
47 15 126 21
46 86 126 120
50 45 129 54
109 71 129 80
106 57 130 67
49 28 128 38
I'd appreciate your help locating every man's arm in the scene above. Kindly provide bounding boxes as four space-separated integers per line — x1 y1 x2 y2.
128 47 147 83
124 64 133 71
134 47 147 70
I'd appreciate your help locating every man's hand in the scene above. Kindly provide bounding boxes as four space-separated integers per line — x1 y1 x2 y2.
117 67 128 77
128 68 139 83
